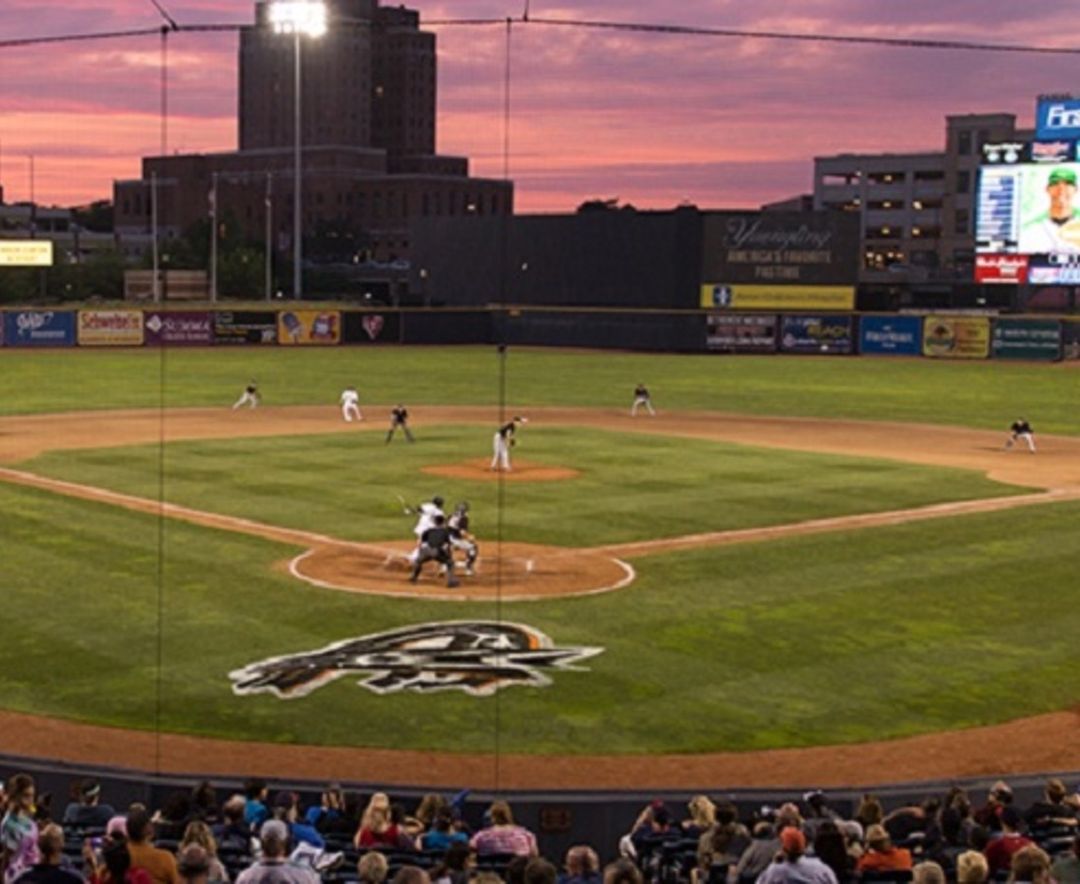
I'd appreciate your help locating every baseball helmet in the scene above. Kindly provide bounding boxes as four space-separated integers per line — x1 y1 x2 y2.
455 501 470 513
433 496 445 507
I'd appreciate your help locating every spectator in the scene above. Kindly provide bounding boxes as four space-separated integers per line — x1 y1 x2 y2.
812 821 852 884
179 824 227 884
956 851 989 884
270 796 321 851
354 794 409 851
410 796 448 838
1024 780 1077 829
802 793 841 841
773 806 804 837
505 857 529 884
525 859 557 884
242 785 269 834
235 821 317 884
839 821 864 866
1007 845 1051 884
189 786 219 828
390 869 429 884
755 827 837 884
683 799 716 839
856 825 912 873
125 809 180 884
731 822 780 884
1050 836 1080 884
560 846 599 884
2 775 41 884
429 843 470 884
975 783 1013 834
417 811 467 853
696 820 744 882
984 807 1032 877
14 824 83 884
63 783 115 832
885 799 940 847
470 802 537 858
319 793 362 841
301 789 343 835
356 854 388 884
855 797 884 832
87 836 152 884
211 800 249 854
601 860 642 884
912 862 945 884
176 847 210 884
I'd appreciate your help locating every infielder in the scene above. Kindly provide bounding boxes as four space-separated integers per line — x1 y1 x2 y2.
340 385 363 422
1004 418 1036 453
408 514 460 588
386 404 415 443
448 501 479 576
232 380 260 410
491 416 527 471
405 495 445 564
631 383 655 416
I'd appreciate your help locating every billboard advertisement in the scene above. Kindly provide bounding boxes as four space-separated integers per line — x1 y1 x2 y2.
858 315 922 356
700 284 855 311
1063 319 1080 359
705 313 778 353
991 318 1062 361
277 309 341 345
77 310 144 346
975 255 1028 285
779 315 854 354
213 311 278 345
342 311 402 344
1035 97 1080 141
2 310 76 347
922 316 990 359
144 311 213 347
0 241 53 267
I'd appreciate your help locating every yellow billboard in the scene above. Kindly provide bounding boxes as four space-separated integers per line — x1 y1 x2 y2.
700 284 855 311
277 309 341 345
922 316 991 359
0 241 54 267
77 310 145 346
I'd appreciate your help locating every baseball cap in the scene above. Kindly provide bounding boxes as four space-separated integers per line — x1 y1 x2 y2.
272 790 298 809
780 828 806 853
260 820 289 842
1048 168 1077 187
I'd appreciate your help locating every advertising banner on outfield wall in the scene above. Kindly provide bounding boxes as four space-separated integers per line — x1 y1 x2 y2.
277 310 341 345
1063 320 1080 359
779 314 854 354
705 313 778 352
144 311 213 347
991 318 1062 360
2 311 76 347
213 311 277 345
342 311 401 344
700 284 856 311
922 316 991 359
77 310 144 346
859 315 922 355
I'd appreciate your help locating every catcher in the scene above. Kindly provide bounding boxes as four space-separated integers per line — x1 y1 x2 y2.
448 501 479 576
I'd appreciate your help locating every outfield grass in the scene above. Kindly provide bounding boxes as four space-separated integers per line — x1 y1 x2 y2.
2 478 1078 754
22 427 1028 546
1 346 1078 433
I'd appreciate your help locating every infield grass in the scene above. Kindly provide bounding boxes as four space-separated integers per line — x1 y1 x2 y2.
22 427 1030 546
2 478 1078 754
1 346 1079 433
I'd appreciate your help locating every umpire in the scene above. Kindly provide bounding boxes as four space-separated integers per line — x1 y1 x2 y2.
408 514 460 588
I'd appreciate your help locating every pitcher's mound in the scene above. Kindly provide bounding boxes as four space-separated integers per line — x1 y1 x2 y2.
423 458 580 482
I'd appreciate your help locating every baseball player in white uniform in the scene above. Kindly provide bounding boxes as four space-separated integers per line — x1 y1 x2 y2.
405 495 445 564
232 380 260 410
1004 418 1036 453
340 386 363 422
631 383 655 416
491 416 527 472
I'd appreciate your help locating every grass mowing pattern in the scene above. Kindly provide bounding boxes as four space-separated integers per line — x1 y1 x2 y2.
1 347 1079 434
22 426 1029 546
1 479 1078 754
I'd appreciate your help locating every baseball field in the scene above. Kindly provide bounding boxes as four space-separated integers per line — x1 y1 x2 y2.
1 345 1078 789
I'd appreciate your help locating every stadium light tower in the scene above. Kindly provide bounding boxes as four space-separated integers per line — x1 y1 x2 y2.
269 0 327 300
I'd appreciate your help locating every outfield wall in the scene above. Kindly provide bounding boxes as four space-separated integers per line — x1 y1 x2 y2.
0 307 1073 360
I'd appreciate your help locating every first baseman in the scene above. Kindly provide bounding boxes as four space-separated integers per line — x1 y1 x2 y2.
491 416 527 471
631 383 656 417
340 386 363 422
232 380 260 410
1004 418 1036 453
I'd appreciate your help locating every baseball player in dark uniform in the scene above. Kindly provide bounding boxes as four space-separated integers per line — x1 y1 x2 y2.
631 383 655 416
386 404 415 443
232 379 260 410
1004 418 1036 453
491 416 527 471
448 501 479 576
408 514 460 588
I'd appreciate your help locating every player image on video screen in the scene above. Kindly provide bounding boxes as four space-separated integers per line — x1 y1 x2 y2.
1019 165 1080 255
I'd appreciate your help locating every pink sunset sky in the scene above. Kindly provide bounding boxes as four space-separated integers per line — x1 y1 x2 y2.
0 0 1076 213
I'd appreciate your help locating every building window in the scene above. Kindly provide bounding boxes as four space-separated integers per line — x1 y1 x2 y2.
866 226 902 239
864 248 905 270
957 171 970 194
914 170 945 182
957 130 972 155
868 200 904 210
955 209 969 235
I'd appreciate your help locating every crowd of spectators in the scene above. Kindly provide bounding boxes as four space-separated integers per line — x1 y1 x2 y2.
2 775 1078 884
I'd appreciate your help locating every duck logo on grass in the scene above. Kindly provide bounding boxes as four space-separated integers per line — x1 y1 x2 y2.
229 621 602 698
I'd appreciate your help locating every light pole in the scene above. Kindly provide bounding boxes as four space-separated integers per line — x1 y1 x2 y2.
269 1 327 300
